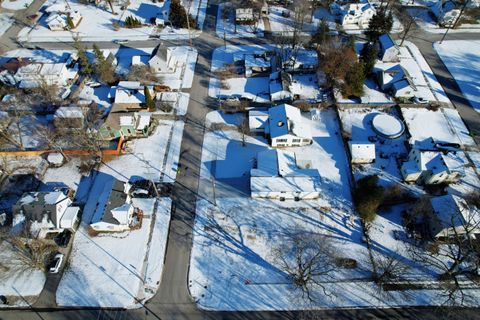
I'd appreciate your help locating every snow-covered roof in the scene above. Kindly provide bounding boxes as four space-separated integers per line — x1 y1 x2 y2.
418 150 464 175
60 206 80 229
248 110 269 132
54 106 84 119
111 203 133 225
120 115 135 126
371 113 405 138
47 152 64 165
379 33 396 51
349 141 376 160
114 87 145 104
254 149 279 176
17 191 68 206
251 176 321 193
268 104 311 140
431 195 480 232
135 112 151 130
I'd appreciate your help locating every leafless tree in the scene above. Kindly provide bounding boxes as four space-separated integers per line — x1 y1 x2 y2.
127 65 162 84
408 198 480 306
368 251 410 296
238 117 250 147
272 230 336 301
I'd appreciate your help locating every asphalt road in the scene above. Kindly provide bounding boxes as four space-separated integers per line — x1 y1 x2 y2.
1 1 480 319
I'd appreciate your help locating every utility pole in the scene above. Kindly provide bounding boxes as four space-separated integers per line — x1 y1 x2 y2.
440 0 469 44
186 0 193 48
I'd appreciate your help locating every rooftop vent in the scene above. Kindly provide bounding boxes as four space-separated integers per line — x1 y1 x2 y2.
277 121 284 127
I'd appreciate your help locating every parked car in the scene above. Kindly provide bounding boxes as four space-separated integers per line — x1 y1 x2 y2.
54 230 72 248
113 39 129 44
49 253 64 274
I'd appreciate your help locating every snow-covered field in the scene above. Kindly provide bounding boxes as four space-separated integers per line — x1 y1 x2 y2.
434 40 480 113
101 120 184 183
215 3 264 38
56 197 171 308
18 0 206 42
401 107 476 147
0 241 46 307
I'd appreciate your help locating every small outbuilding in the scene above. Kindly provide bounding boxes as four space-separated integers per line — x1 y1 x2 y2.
349 141 376 164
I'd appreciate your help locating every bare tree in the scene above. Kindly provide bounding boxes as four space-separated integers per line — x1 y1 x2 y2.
369 251 410 295
408 198 480 306
272 231 336 301
238 117 250 147
127 65 162 84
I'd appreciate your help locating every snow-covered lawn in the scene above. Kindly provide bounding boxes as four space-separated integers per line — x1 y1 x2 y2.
101 120 184 183
337 78 393 104
18 0 206 43
0 241 46 307
401 107 476 147
40 157 84 192
208 77 271 102
1 0 32 10
205 110 244 128
0 13 14 37
338 107 423 194
434 40 480 113
56 197 171 308
211 45 274 72
215 3 264 38
407 7 480 33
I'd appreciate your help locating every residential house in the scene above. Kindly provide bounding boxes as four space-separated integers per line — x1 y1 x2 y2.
45 4 82 31
111 81 152 110
281 49 318 73
13 190 80 238
268 104 312 147
0 58 31 86
89 179 140 232
429 0 479 27
269 71 293 102
428 194 480 239
100 50 118 67
148 45 178 74
376 64 416 99
401 148 465 185
155 0 170 26
250 149 321 200
54 106 85 129
349 141 376 164
12 62 78 88
378 33 400 62
99 109 154 140
331 1 376 27
234 51 273 77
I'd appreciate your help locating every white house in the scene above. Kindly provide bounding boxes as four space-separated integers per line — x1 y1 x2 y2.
45 6 82 31
376 64 417 99
378 34 399 62
268 104 312 147
349 141 376 164
54 106 85 129
430 0 461 27
331 1 376 27
111 81 154 110
429 194 480 239
234 51 273 77
13 190 80 238
89 180 138 232
250 149 321 200
13 62 78 88
269 71 293 102
148 45 178 74
401 148 464 185
236 7 254 22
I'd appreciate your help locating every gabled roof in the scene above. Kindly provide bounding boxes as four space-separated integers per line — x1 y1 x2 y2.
101 180 128 225
379 33 396 51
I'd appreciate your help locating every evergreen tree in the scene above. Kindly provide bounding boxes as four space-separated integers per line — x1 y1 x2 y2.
74 37 93 75
360 42 378 77
310 19 330 47
66 15 75 29
93 44 116 84
144 86 155 111
346 34 356 50
343 61 365 97
169 0 197 29
125 15 141 28
365 9 393 42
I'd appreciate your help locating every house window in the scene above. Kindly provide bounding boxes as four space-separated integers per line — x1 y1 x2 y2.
292 139 301 143
127 129 132 135
302 139 310 142
276 139 288 143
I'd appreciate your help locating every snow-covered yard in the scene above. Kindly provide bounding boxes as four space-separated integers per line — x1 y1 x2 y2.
434 40 480 113
401 107 476 147
18 0 206 42
338 107 423 194
1 0 32 10
407 7 480 33
101 120 184 183
0 240 46 307
0 13 14 37
56 196 171 308
211 45 274 72
209 77 271 102
215 3 264 39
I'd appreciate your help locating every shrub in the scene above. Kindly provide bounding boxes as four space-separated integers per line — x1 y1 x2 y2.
169 0 197 29
125 15 142 28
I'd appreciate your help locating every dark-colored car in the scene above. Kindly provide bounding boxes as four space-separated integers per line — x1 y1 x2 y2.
54 230 72 248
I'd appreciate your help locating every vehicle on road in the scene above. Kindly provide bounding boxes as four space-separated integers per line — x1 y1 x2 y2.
49 253 64 274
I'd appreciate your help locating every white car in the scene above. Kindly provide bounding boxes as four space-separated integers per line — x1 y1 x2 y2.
49 253 64 273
